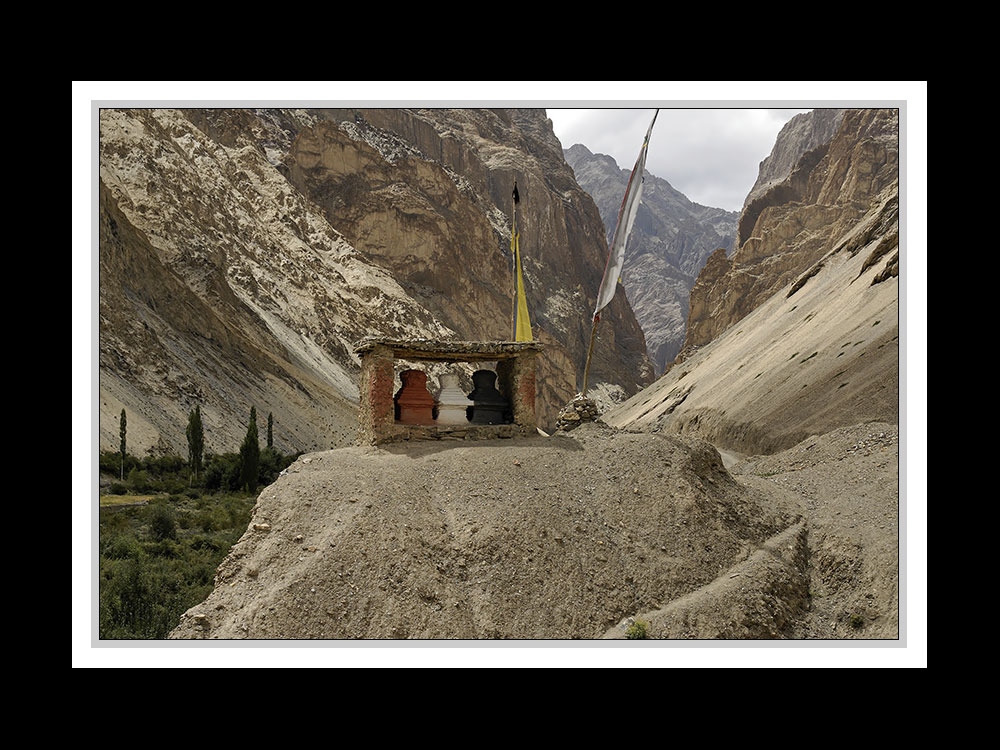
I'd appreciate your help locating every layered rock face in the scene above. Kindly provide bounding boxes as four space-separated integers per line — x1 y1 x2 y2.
676 108 897 365
565 144 738 374
98 108 652 453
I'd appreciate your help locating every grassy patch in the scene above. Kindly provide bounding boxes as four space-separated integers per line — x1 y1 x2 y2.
100 494 162 507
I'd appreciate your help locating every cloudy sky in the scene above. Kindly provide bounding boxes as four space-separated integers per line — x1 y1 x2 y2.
548 108 810 213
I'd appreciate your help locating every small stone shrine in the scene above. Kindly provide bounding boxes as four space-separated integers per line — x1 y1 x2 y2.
394 369 436 425
354 338 543 445
435 372 474 425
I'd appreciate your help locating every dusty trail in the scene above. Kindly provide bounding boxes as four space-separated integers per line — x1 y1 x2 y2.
731 421 899 638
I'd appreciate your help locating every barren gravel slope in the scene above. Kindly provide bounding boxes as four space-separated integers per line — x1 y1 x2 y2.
169 420 899 641
170 424 800 640
732 421 899 638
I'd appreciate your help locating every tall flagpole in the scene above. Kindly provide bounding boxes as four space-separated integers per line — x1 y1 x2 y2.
581 316 598 396
510 181 519 341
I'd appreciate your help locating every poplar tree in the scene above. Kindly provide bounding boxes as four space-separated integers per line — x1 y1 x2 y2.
267 412 274 450
238 406 260 493
119 409 127 480
186 405 204 479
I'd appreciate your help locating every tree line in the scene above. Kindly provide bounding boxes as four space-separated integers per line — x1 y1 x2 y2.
111 405 296 494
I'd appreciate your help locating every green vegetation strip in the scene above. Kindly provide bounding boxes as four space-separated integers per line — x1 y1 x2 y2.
98 446 300 640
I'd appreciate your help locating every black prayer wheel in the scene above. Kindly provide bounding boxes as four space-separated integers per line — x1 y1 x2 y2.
467 370 511 425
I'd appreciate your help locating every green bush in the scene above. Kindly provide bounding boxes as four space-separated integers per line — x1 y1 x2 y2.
147 503 177 541
101 510 129 534
108 482 128 496
259 447 297 486
103 533 143 560
127 468 152 493
143 454 186 476
196 509 220 532
203 453 242 492
625 619 649 640
101 450 140 477
99 556 157 638
189 535 222 552
159 477 189 495
144 538 180 558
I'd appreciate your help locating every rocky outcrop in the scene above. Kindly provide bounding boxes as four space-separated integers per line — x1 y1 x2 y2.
676 109 898 365
565 144 738 374
99 108 652 453
740 109 846 229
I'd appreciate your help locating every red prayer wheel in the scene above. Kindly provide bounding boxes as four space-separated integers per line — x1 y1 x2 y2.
394 369 436 425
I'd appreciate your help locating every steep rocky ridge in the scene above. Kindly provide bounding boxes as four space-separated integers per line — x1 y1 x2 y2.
741 109 845 226
605 177 899 457
565 144 738 374
677 109 897 365
98 108 652 454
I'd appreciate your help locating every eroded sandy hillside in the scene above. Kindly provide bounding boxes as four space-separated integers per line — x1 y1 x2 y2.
169 420 898 641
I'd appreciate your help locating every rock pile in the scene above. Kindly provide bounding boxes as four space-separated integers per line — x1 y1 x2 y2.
555 394 600 431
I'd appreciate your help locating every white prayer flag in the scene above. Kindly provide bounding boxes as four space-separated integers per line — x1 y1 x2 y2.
593 109 658 321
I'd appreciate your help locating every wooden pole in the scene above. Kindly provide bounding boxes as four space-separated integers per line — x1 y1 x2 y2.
510 203 517 341
581 316 598 397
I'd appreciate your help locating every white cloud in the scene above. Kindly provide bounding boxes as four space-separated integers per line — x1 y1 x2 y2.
548 107 811 213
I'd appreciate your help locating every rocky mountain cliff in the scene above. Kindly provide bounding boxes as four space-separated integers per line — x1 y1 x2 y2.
608 108 899 456
676 108 897 365
564 144 738 374
98 108 653 455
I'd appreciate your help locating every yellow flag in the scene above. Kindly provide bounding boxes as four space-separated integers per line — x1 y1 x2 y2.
513 227 532 341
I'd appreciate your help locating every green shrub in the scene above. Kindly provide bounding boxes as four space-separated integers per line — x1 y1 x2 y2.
143 454 186 476
203 453 242 492
147 503 177 541
159 477 188 495
101 510 129 533
259 446 297 486
625 619 649 640
103 534 143 560
108 482 128 496
127 468 152 493
144 538 180 558
101 450 140 477
189 535 222 552
196 509 219 532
